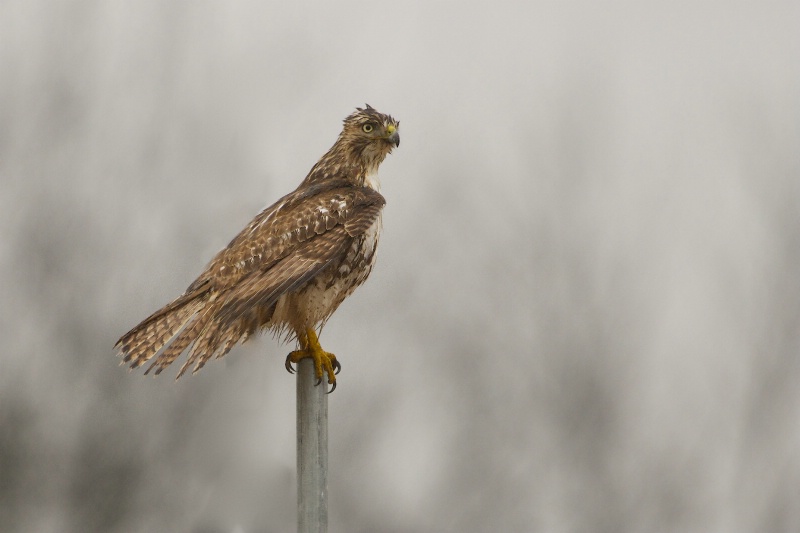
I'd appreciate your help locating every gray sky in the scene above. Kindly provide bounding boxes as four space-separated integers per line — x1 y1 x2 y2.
2 1 799 532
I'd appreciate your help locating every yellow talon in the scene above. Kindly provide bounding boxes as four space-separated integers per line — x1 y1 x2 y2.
285 328 341 391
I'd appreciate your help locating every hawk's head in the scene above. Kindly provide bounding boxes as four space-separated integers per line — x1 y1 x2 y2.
339 104 400 170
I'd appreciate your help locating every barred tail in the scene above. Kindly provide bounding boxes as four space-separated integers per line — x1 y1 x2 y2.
172 308 254 379
115 285 210 372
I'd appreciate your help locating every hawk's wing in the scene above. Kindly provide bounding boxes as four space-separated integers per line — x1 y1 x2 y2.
211 181 385 322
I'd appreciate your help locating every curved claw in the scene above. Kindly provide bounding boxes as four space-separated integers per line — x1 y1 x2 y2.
284 354 297 374
314 376 337 393
332 358 341 375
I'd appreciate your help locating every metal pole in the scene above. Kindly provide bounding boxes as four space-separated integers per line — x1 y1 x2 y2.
296 358 328 533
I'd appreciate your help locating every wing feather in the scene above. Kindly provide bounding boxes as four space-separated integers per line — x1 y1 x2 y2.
217 225 351 323
215 188 383 326
206 182 384 290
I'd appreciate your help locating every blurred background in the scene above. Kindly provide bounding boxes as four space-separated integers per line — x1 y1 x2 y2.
2 1 799 532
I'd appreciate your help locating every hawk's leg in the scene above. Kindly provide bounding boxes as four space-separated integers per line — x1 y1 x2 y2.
285 328 341 392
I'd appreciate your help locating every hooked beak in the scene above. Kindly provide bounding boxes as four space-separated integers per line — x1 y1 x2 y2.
386 125 400 147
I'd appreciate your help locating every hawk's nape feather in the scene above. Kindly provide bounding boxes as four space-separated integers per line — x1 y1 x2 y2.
115 106 398 384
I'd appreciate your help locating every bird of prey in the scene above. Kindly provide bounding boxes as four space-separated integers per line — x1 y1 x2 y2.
115 105 399 391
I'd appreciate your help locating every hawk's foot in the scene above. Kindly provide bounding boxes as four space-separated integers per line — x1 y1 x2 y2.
285 328 341 392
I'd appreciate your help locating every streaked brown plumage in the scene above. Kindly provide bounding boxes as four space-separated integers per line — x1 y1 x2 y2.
115 105 399 389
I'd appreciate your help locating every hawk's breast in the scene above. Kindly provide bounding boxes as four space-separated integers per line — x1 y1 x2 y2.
294 213 382 326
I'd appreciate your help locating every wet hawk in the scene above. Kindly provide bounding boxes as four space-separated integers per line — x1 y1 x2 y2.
115 105 399 391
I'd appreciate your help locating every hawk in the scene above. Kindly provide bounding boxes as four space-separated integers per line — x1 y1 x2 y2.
115 105 399 391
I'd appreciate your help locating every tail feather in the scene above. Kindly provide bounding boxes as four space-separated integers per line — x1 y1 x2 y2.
123 303 200 369
146 304 214 376
176 309 225 378
215 322 246 360
116 286 210 371
117 281 274 378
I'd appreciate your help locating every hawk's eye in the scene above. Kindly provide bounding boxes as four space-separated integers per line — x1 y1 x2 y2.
362 123 374 133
